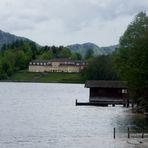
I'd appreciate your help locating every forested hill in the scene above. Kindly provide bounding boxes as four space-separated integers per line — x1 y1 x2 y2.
101 45 118 54
0 30 30 48
0 30 117 56
67 43 117 56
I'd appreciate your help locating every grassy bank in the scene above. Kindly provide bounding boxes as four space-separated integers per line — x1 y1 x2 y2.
7 70 84 83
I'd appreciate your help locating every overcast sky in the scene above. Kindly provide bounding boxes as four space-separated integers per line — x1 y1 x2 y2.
0 0 147 46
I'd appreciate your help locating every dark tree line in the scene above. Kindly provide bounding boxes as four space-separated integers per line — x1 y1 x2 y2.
38 45 82 60
82 12 148 110
0 41 82 79
0 40 38 79
81 55 118 81
113 12 148 110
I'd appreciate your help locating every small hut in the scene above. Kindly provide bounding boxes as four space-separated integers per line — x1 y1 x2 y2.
85 80 128 106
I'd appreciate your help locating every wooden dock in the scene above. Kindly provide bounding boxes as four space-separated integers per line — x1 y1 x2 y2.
75 99 127 107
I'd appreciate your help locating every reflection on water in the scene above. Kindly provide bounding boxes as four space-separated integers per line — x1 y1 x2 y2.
0 82 147 148
115 112 147 133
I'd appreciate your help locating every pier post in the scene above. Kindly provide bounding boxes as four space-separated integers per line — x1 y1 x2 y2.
128 127 130 138
132 100 134 109
142 128 144 138
127 99 129 108
113 128 116 139
144 112 148 121
75 99 77 106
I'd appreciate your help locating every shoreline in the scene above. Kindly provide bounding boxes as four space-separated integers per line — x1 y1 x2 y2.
0 80 84 84
2 71 84 84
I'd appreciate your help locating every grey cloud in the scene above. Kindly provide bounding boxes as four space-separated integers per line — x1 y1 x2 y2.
99 0 148 19
1 17 34 32
0 0 147 46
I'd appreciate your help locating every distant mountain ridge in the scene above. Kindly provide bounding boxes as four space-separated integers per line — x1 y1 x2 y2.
0 30 118 55
101 45 118 54
67 43 104 57
0 30 31 48
67 43 118 57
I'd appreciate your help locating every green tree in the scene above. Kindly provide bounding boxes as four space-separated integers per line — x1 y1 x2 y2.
70 52 82 60
85 48 94 60
51 46 58 58
82 55 117 80
0 40 40 78
38 50 54 60
15 50 28 70
113 12 148 109
58 48 71 58
0 61 7 79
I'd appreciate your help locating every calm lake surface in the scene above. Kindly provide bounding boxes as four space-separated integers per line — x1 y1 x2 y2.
0 82 146 148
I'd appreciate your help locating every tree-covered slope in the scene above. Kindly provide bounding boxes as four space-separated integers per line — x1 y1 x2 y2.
0 30 30 49
101 45 118 54
67 42 104 57
67 42 117 56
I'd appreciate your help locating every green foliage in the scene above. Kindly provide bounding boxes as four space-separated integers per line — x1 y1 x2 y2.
58 48 71 58
67 43 105 57
84 48 94 60
38 45 82 60
39 72 82 83
82 55 118 80
15 50 28 70
9 70 83 83
70 52 82 60
113 12 148 108
0 40 39 79
38 50 54 60
0 40 83 79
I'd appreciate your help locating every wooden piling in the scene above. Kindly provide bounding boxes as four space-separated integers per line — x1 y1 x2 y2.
142 128 144 138
144 112 148 121
132 101 134 109
128 127 130 138
127 99 129 108
113 128 115 139
75 99 77 106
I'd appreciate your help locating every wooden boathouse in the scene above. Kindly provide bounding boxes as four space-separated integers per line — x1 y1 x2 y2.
76 80 128 107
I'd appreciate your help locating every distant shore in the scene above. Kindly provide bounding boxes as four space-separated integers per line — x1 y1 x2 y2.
0 80 84 84
0 70 84 84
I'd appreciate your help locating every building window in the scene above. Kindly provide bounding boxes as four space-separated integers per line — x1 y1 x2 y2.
122 89 127 94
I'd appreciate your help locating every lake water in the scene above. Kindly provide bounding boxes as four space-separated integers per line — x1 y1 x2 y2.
0 82 147 148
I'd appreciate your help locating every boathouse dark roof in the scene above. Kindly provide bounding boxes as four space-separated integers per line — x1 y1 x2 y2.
85 80 127 89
